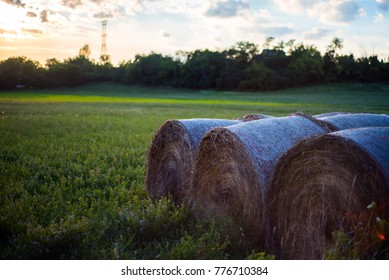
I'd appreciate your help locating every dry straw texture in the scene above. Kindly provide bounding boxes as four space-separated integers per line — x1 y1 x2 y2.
267 127 389 259
146 118 240 204
292 112 339 132
316 113 389 130
189 115 330 243
242 114 273 121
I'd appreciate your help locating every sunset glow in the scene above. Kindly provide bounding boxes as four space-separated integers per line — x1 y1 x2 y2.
1 0 388 65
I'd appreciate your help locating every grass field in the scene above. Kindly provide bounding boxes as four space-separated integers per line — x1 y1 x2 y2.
1 83 388 259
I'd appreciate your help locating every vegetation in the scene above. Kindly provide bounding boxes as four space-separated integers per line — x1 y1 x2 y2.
1 38 389 91
1 83 388 259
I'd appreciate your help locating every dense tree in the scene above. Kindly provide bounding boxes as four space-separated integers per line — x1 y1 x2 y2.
337 54 357 82
239 62 277 90
323 37 344 82
45 58 83 87
0 57 45 89
127 53 180 86
1 39 388 91
181 50 226 89
288 43 324 85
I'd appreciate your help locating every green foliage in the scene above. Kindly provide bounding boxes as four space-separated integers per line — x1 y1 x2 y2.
246 251 276 260
168 221 230 260
0 57 45 89
181 49 227 89
325 202 389 260
0 84 388 259
127 53 180 86
1 38 389 91
288 44 324 85
0 95 267 260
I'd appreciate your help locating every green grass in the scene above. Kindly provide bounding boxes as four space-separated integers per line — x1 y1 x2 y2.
0 83 388 259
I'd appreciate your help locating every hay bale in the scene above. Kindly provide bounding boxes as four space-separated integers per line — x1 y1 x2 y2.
190 116 330 243
243 114 272 121
292 112 339 132
316 113 389 130
146 118 240 204
313 112 349 118
267 127 389 259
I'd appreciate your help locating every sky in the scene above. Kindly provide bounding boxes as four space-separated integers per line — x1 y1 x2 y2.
0 0 388 65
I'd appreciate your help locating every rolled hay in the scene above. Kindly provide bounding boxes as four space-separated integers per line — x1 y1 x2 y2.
315 113 389 130
313 112 349 118
242 114 273 121
189 116 330 244
291 112 339 132
146 118 240 204
267 127 389 260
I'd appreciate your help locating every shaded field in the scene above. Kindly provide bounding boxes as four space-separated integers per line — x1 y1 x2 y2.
0 83 388 259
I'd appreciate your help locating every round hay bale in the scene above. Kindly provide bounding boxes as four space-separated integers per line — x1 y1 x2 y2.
315 113 389 130
146 118 240 204
190 116 330 244
267 127 389 259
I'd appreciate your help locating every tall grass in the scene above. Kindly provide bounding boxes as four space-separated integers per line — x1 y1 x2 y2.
1 83 388 259
0 101 267 259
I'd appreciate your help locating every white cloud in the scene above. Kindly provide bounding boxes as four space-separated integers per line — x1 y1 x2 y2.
115 0 204 17
61 0 83 9
375 12 384 22
205 0 250 18
159 30 170 37
1 0 26 8
321 0 363 23
262 26 294 36
303 27 331 40
92 3 121 19
377 0 389 11
273 0 363 24
273 0 317 14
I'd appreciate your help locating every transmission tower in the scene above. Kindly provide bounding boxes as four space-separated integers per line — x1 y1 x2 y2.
101 20 107 57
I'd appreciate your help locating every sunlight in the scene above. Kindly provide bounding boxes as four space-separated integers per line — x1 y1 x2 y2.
0 3 24 35
0 2 44 40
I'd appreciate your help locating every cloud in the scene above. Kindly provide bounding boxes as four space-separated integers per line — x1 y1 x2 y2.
273 0 317 14
89 0 106 3
375 12 384 22
325 0 362 22
274 0 363 23
93 10 117 19
0 28 17 35
205 0 250 18
262 26 294 36
377 0 389 11
303 27 331 40
160 30 170 37
1 0 25 8
61 0 83 9
26 11 37 17
22 28 43 34
40 10 49 22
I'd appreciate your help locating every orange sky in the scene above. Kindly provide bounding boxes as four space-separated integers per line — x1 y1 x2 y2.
1 0 388 66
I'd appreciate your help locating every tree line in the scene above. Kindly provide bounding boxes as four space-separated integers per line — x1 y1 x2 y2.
1 38 388 91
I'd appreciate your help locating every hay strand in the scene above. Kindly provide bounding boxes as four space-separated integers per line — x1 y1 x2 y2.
146 118 240 203
190 116 329 243
267 127 389 259
243 114 273 121
292 112 339 132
